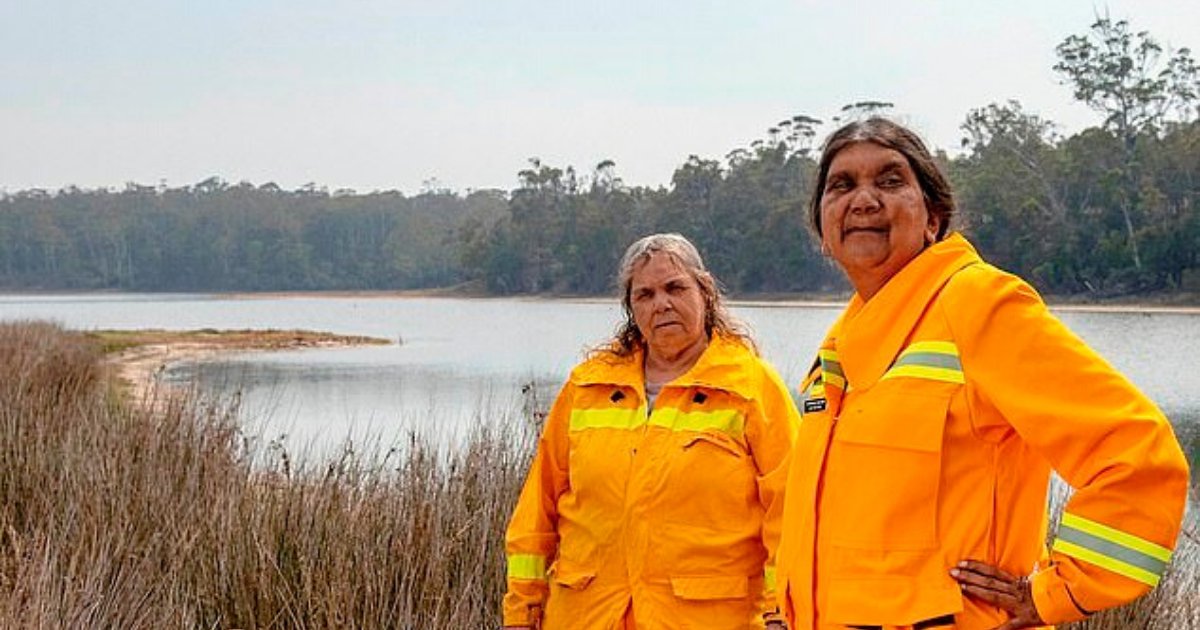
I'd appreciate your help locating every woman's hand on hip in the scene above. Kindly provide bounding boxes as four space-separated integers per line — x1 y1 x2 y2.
951 560 1044 630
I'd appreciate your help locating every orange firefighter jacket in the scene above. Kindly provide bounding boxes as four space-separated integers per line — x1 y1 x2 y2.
776 233 1190 629
504 334 800 629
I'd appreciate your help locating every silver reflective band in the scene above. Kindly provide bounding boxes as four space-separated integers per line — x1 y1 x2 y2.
892 352 962 371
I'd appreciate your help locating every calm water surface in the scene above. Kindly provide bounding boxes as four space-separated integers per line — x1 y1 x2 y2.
1 294 1197 473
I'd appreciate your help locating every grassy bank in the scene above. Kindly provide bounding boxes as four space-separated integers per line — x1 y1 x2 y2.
0 321 1195 627
0 321 531 627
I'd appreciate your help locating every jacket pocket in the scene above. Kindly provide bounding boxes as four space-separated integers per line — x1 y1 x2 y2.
548 563 595 590
682 431 745 458
669 575 749 601
824 389 950 551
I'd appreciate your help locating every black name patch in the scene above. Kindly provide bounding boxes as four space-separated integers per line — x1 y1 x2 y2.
803 398 827 413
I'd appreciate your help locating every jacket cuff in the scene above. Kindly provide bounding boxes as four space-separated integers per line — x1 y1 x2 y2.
1029 566 1089 624
501 603 539 627
502 582 546 627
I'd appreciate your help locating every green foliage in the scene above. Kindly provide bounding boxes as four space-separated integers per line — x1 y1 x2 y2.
2 12 1199 299
452 120 843 297
957 108 1200 294
1054 15 1199 147
0 182 505 292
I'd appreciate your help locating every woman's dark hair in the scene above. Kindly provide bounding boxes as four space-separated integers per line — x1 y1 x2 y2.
809 117 955 240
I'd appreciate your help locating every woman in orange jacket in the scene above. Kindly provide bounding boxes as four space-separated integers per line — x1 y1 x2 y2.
502 233 800 629
776 118 1190 629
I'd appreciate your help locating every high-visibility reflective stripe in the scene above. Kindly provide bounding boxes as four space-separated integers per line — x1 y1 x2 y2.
818 350 844 379
569 406 742 437
881 341 964 384
1053 540 1162 587
1053 513 1171 586
822 371 846 390
764 565 777 592
1061 513 1172 561
902 340 959 356
507 554 548 581
881 364 965 384
650 407 744 439
569 407 646 431
893 352 962 371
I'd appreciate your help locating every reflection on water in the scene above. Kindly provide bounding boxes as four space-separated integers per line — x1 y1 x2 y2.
168 355 561 455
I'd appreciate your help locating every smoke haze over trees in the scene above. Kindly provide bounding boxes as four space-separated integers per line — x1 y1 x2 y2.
2 16 1197 298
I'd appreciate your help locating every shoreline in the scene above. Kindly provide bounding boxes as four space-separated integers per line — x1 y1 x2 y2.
181 290 1200 315
7 288 1197 314
92 329 391 404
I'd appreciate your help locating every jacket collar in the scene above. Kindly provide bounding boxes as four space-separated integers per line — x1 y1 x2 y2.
570 333 758 400
830 232 981 390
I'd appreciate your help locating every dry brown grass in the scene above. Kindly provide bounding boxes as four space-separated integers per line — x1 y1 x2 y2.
0 321 1195 628
0 321 530 628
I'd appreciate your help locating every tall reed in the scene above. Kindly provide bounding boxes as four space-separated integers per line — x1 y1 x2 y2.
0 321 531 628
0 321 1194 628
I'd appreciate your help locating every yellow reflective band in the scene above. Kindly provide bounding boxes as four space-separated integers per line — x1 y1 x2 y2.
809 383 826 398
902 340 959 356
1053 513 1172 586
880 364 964 384
763 565 777 592
823 371 846 390
507 554 547 581
1060 513 1173 562
569 407 647 432
818 349 844 379
1052 539 1161 587
650 407 744 439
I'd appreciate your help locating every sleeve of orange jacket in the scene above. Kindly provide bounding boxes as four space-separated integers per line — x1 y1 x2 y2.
944 266 1190 624
745 361 802 624
502 380 574 627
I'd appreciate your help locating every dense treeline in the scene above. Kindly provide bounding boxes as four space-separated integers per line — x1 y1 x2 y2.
0 180 506 291
1 17 1197 297
8 117 1196 297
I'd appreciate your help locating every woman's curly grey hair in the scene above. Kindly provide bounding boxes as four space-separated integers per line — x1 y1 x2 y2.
600 233 753 358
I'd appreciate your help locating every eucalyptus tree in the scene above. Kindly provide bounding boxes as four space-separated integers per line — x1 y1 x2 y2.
956 101 1067 284
1054 14 1200 270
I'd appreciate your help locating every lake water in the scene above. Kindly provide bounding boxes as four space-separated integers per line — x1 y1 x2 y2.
1 294 1198 475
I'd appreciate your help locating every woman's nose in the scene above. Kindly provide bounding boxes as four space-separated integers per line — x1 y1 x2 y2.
848 186 881 213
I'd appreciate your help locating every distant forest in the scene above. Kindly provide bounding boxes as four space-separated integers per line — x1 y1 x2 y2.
2 17 1198 298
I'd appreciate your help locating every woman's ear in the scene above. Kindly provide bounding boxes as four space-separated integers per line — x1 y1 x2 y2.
924 212 941 244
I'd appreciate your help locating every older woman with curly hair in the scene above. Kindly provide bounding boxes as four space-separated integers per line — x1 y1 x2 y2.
503 233 800 629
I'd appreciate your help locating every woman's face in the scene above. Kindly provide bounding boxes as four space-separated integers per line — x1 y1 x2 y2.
629 251 707 357
820 141 941 299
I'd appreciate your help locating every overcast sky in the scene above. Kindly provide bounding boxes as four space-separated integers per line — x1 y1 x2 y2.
2 1 1197 195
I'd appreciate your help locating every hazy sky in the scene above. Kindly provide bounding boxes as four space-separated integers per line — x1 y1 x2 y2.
3 1 1197 194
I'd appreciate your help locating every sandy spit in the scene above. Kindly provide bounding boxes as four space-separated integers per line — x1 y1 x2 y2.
94 329 391 404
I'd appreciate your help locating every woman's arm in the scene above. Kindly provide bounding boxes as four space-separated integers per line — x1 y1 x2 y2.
502 381 573 627
747 363 802 625
945 266 1190 624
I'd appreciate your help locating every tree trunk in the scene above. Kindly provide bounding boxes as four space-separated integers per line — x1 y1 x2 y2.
1120 200 1142 270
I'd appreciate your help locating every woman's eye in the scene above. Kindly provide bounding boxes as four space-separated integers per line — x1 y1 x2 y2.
826 179 850 193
